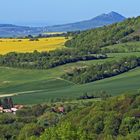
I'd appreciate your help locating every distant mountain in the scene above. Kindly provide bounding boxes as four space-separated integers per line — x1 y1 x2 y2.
46 11 126 32
0 24 43 37
0 12 126 37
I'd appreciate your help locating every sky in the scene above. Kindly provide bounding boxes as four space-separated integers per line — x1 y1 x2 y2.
0 0 140 26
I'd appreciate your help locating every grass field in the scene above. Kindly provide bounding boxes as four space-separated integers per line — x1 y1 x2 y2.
0 37 67 54
0 66 140 104
0 52 140 104
103 42 140 52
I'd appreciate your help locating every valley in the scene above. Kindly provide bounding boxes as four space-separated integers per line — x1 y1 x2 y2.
0 51 140 104
1 16 140 104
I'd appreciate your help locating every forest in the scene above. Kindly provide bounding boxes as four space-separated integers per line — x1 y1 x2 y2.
0 93 139 140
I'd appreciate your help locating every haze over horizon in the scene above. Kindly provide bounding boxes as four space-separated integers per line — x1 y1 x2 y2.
0 0 140 27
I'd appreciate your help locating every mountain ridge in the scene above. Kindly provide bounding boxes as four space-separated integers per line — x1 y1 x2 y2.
0 11 126 37
46 11 126 32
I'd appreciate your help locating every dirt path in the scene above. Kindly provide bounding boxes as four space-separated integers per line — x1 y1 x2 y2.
0 90 44 98
0 94 17 98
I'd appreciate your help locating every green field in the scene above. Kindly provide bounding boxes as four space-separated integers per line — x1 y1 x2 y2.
0 52 140 104
103 42 140 52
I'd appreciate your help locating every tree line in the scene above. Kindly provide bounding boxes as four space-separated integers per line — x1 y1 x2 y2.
0 49 107 69
62 56 140 84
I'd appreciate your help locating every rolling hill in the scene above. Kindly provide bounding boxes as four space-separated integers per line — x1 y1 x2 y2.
65 16 140 51
0 52 140 104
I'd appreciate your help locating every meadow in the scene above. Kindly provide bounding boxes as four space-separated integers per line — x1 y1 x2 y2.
102 42 140 53
0 37 66 54
0 52 140 104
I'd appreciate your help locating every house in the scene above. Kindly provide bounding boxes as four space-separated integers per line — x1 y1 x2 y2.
0 106 3 113
3 109 12 113
11 108 18 112
11 108 18 114
0 104 24 114
58 106 65 113
51 106 65 113
14 105 24 110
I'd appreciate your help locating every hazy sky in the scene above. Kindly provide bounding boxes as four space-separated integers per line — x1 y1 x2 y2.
0 0 140 26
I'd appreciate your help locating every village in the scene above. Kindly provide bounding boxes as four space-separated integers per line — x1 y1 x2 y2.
0 97 24 114
0 97 65 115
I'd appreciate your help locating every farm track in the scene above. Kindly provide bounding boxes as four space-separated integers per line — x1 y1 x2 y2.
0 90 45 98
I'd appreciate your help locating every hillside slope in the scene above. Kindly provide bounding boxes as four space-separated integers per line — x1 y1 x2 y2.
40 93 140 140
65 16 140 52
1 58 140 104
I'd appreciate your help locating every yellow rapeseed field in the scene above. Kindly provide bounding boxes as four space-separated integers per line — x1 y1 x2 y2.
0 37 67 55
